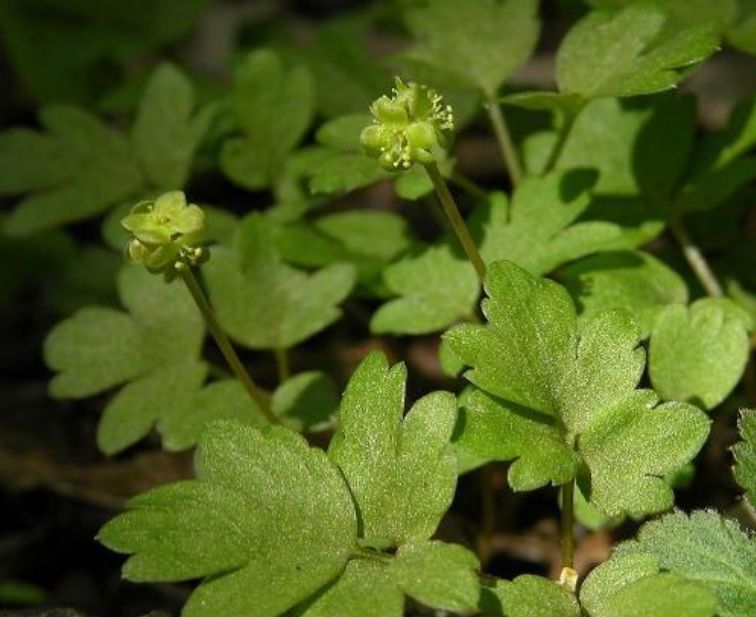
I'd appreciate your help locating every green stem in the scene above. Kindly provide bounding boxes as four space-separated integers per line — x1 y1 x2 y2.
484 96 522 186
424 162 487 282
543 111 578 174
450 172 488 200
560 480 575 570
274 347 290 383
179 265 277 423
669 217 723 297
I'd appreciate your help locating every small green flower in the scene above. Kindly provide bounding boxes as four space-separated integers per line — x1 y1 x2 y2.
361 77 454 171
121 191 207 276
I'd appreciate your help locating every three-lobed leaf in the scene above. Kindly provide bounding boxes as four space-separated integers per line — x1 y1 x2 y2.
45 265 266 453
446 260 710 516
131 63 216 190
0 106 143 235
0 62 211 236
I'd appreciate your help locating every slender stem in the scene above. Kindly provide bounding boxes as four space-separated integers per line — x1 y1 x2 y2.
560 480 575 570
178 265 277 423
274 347 290 383
484 96 522 186
669 218 724 297
450 172 488 200
543 111 578 174
424 161 487 281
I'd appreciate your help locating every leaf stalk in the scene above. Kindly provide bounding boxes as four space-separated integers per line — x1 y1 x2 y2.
484 97 523 186
669 217 723 297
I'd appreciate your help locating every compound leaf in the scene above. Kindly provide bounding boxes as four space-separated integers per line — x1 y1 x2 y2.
649 298 751 409
446 260 710 516
733 409 756 507
329 352 457 545
615 510 756 617
99 422 357 617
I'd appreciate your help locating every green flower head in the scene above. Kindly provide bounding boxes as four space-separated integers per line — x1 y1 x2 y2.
361 77 454 171
121 190 207 275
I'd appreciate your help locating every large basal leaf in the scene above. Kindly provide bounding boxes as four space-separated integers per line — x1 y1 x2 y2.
99 422 358 617
445 260 710 516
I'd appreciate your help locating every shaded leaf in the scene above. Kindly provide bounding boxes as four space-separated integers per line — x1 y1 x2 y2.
649 298 751 409
562 250 689 337
1 106 143 235
132 63 215 190
204 214 356 350
221 50 314 190
402 0 541 97
580 553 716 617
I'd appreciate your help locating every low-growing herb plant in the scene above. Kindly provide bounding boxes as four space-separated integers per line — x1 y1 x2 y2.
2 0 756 615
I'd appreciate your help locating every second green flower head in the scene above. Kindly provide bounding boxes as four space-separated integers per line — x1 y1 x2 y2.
361 77 454 171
